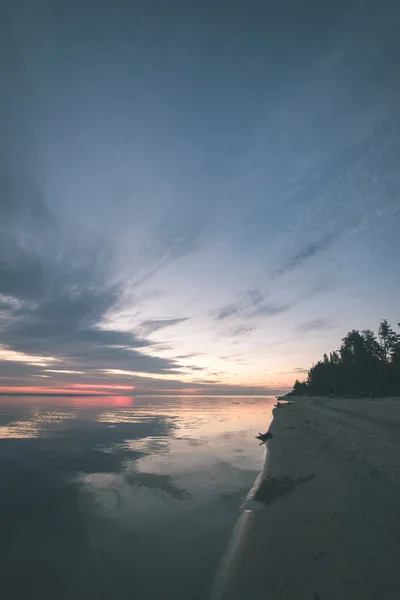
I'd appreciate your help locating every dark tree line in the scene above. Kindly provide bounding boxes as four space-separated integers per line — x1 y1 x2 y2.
291 319 400 397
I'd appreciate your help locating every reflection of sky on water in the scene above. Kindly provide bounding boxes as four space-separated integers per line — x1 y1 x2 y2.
0 395 275 600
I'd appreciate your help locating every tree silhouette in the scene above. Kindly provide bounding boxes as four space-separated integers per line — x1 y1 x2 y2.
291 319 400 398
293 379 308 395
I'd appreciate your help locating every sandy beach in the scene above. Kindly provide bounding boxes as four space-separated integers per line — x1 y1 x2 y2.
211 396 400 600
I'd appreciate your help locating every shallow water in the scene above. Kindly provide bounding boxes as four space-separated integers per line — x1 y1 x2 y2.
0 395 275 600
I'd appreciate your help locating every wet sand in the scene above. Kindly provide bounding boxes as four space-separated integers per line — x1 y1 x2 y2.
211 396 400 600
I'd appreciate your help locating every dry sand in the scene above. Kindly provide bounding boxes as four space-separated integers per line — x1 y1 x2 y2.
211 396 400 600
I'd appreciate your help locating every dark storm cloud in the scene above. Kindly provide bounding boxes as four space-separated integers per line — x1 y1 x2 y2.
296 318 331 333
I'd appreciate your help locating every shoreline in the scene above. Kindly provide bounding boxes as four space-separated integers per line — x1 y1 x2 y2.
209 401 278 600
210 396 400 600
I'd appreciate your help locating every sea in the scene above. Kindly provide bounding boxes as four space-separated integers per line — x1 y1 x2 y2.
0 394 275 600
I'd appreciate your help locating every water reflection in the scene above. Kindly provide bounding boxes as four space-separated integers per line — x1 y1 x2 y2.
0 395 275 600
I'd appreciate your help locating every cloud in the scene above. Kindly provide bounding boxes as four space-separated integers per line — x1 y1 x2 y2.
4 0 398 395
296 318 331 333
213 287 268 321
0 181 185 381
275 237 333 277
248 302 291 318
131 211 211 289
139 318 190 335
279 367 308 375
125 471 189 500
214 302 241 320
217 355 246 363
191 378 221 384
225 325 256 337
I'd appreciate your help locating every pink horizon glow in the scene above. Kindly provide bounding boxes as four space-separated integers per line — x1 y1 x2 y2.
68 383 136 390
0 385 134 395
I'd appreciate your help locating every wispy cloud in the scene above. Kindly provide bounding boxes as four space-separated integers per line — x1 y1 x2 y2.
0 183 185 381
213 287 268 321
224 325 256 337
274 237 334 277
248 302 291 318
215 295 296 324
279 367 308 375
214 302 240 320
213 272 334 330
2 0 399 393
296 318 332 333
131 206 212 289
139 318 190 335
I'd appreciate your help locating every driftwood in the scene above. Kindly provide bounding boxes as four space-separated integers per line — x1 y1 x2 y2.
256 431 273 442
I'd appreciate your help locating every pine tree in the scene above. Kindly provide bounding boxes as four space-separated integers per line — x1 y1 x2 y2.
290 319 400 398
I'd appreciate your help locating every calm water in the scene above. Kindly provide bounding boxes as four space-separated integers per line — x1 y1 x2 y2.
0 395 275 600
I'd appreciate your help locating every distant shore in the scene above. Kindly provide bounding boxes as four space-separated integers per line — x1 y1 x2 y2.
211 396 400 600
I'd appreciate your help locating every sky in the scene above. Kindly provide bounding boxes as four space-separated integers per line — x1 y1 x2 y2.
1 0 400 396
